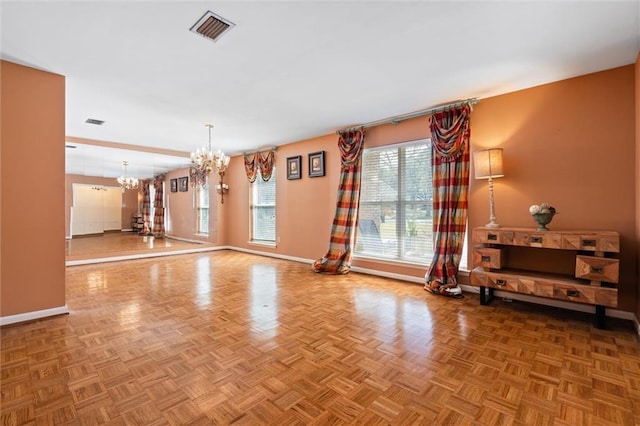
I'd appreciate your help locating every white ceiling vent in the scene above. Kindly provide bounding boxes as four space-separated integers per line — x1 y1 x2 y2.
190 10 235 42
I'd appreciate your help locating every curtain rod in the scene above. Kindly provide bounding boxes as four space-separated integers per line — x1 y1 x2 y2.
339 98 479 134
243 146 277 156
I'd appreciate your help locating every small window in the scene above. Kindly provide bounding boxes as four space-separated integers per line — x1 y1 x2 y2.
196 184 209 235
250 169 276 243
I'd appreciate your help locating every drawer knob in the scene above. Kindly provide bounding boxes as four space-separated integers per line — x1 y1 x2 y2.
582 239 596 247
496 279 506 286
487 233 498 241
567 290 580 297
481 255 491 262
531 236 543 244
590 266 604 274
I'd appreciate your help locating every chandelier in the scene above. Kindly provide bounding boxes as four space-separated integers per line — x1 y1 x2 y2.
190 125 231 199
117 161 139 193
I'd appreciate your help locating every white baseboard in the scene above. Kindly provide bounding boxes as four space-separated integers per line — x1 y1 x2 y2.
1 305 69 326
228 245 314 265
66 245 223 266
166 235 210 244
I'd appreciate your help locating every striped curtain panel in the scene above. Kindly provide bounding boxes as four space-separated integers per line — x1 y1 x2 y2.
141 180 151 235
312 128 365 275
424 105 471 294
152 175 166 237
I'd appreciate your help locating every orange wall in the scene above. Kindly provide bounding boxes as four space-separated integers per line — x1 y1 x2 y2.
1 60 66 316
225 65 637 311
470 65 636 311
65 174 138 237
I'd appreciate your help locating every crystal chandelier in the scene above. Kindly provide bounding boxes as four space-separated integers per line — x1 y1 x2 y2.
190 124 231 193
117 161 139 193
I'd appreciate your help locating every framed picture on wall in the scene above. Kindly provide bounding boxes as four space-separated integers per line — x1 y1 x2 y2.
170 178 178 193
308 151 325 177
287 155 302 180
179 176 188 192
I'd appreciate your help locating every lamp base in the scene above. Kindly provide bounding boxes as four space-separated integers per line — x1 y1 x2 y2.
485 221 501 228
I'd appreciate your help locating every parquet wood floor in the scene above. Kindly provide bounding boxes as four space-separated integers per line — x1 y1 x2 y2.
2 250 640 425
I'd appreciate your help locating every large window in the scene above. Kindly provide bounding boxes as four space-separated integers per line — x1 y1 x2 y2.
196 184 209 235
250 169 276 243
355 140 433 263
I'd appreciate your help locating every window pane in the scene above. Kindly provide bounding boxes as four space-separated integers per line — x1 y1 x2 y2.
196 185 209 235
253 206 275 240
198 208 209 234
356 141 434 263
251 170 276 242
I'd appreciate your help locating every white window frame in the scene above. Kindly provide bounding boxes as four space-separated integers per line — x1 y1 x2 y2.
355 139 433 264
196 184 209 235
355 139 468 269
250 169 276 245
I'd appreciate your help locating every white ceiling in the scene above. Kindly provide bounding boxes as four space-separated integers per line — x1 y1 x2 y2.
2 1 639 179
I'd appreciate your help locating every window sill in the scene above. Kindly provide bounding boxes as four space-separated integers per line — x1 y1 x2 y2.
352 254 428 268
248 240 276 248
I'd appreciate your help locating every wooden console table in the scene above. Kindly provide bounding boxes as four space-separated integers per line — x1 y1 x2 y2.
470 227 619 329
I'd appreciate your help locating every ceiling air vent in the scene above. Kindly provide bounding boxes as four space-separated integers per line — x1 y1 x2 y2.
190 10 235 42
85 118 105 125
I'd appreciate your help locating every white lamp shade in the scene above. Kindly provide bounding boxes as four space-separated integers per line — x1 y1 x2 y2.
474 148 504 179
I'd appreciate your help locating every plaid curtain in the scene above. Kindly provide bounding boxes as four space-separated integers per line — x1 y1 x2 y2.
152 174 166 238
424 105 471 293
258 150 276 182
312 128 365 275
244 153 258 183
141 180 151 235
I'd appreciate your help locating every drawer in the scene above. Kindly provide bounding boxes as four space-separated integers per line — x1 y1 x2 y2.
472 247 504 269
529 233 562 249
518 277 554 298
474 229 515 245
474 230 503 244
553 283 618 308
575 256 619 283
579 235 620 253
486 273 518 292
